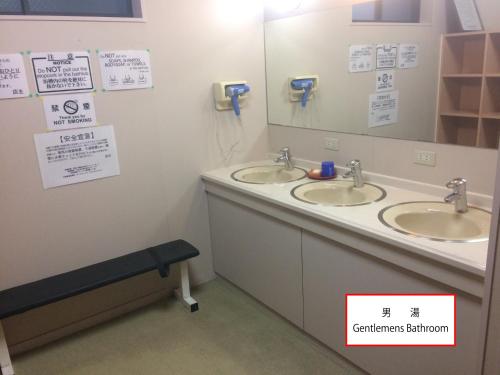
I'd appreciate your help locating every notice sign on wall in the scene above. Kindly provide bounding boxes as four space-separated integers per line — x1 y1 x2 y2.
98 50 153 91
398 44 419 69
31 51 94 94
34 125 120 189
0 53 30 99
368 90 399 127
348 45 374 73
43 93 97 131
376 44 398 70
376 70 395 92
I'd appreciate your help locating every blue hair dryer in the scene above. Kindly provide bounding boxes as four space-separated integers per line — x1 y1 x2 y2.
225 84 250 116
291 79 314 108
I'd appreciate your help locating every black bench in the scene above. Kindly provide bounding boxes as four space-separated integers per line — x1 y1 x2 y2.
0 240 200 375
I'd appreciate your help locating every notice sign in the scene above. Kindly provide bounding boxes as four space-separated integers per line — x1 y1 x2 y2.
43 93 97 131
346 294 456 346
34 125 120 189
98 50 153 91
31 51 94 94
398 44 419 69
368 90 399 127
348 45 374 73
376 44 398 70
376 70 395 92
0 53 30 99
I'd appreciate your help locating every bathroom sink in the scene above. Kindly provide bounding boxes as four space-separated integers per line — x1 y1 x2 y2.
291 180 386 206
378 202 491 242
231 165 307 184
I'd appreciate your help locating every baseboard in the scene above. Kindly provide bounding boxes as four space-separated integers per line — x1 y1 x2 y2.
10 287 172 356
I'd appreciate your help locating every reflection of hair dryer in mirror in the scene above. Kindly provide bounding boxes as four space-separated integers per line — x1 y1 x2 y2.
289 75 319 108
291 79 313 107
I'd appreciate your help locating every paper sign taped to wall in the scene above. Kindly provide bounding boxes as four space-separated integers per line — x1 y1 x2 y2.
0 53 30 99
376 44 398 70
368 90 399 127
31 51 94 94
34 125 120 189
43 93 97 131
398 44 419 69
376 70 395 92
98 50 153 91
349 45 374 73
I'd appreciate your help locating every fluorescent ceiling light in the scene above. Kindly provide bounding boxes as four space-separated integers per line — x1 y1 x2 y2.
265 0 304 13
215 0 262 27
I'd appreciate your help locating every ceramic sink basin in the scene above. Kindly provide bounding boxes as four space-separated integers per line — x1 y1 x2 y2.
291 180 386 206
378 201 491 242
231 165 307 184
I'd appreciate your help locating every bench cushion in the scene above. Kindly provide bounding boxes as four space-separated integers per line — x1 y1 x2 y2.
0 240 199 320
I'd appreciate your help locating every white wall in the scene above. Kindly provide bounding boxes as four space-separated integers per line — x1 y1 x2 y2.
0 0 268 345
269 125 497 195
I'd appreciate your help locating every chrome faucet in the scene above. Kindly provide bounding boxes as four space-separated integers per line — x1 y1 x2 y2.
343 160 364 188
274 147 294 170
444 178 468 213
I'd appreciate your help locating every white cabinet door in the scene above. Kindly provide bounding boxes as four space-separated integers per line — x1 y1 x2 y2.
207 194 303 327
302 231 482 375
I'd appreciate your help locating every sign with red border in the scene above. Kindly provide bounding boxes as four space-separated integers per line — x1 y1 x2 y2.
345 294 456 347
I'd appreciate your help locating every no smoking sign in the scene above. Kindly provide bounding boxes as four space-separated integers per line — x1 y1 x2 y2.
63 100 79 115
43 93 97 131
376 70 395 92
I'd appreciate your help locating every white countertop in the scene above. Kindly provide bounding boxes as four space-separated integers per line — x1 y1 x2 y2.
202 159 492 277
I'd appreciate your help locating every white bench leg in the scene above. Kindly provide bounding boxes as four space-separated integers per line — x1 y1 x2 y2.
0 323 14 375
174 261 199 312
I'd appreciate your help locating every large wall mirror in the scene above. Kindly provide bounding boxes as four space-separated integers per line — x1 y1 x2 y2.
264 0 500 148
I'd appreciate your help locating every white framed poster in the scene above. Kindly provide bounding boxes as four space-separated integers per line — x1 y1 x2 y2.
43 93 97 131
349 45 374 73
398 44 419 69
31 51 94 94
98 50 153 91
0 53 30 99
376 44 398 70
368 90 399 127
34 125 120 189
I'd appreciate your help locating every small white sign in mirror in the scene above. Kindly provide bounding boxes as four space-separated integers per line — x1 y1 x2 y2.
376 70 395 92
368 90 399 127
349 45 374 73
376 44 398 70
398 44 419 69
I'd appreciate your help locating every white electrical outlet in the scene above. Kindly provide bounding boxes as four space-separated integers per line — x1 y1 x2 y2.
414 150 436 166
324 137 339 151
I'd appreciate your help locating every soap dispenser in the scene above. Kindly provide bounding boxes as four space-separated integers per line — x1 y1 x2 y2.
214 81 251 116
289 75 319 108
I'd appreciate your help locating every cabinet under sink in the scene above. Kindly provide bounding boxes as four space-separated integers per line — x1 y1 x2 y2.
206 189 483 375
